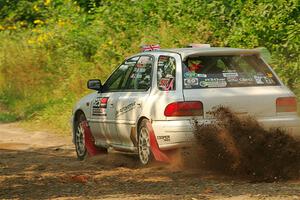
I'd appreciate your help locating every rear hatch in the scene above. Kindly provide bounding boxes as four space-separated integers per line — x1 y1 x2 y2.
183 86 292 118
182 54 292 118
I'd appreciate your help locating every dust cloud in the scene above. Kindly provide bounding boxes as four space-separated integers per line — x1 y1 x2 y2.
180 107 300 182
87 107 300 182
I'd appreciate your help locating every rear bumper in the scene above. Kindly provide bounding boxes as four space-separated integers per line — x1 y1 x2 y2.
257 114 300 139
152 114 300 149
151 120 194 150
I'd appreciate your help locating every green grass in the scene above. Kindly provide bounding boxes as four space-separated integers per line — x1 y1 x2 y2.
0 112 18 123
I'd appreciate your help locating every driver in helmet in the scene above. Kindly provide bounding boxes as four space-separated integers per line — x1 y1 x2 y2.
184 58 204 78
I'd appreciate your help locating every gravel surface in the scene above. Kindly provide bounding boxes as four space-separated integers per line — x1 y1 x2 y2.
0 123 299 200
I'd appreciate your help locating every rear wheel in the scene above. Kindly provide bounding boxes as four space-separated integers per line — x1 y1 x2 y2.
74 113 87 160
138 119 153 165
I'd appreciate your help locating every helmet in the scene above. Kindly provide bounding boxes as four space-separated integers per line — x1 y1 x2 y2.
188 59 203 72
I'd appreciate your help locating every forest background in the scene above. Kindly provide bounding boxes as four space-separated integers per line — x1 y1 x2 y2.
0 0 299 133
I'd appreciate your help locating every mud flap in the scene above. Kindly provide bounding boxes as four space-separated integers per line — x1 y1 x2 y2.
146 121 171 163
81 121 105 156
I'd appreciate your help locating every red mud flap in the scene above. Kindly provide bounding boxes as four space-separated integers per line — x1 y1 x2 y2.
146 121 171 163
81 121 105 156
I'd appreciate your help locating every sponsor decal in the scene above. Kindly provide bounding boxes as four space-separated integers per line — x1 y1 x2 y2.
199 81 206 87
197 73 207 78
159 56 169 62
226 76 255 86
92 97 108 116
125 61 137 65
100 97 109 108
263 77 275 84
159 78 174 91
184 71 197 78
254 75 265 84
116 102 136 116
157 135 171 142
184 78 199 86
238 77 254 84
199 78 227 88
159 78 170 88
222 72 238 78
130 73 143 79
158 61 165 67
226 76 239 82
254 75 275 85
239 77 253 82
223 70 237 73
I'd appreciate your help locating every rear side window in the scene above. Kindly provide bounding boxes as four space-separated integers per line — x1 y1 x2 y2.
183 55 279 89
157 56 176 91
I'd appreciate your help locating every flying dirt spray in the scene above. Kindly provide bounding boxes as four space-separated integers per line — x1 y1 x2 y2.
185 107 300 181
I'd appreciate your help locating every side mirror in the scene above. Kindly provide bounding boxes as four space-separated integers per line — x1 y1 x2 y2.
87 79 102 91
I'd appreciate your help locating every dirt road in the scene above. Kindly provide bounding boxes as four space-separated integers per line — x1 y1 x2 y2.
0 123 300 200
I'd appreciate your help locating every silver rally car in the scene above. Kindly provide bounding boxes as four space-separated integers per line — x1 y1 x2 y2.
71 45 300 165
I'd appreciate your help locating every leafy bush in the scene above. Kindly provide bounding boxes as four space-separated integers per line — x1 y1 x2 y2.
0 0 299 132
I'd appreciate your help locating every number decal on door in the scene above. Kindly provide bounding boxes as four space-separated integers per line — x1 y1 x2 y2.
92 97 109 116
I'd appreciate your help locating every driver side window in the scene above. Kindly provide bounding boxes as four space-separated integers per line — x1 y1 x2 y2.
124 56 153 91
102 57 139 92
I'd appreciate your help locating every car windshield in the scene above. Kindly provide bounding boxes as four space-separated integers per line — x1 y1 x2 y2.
182 54 279 89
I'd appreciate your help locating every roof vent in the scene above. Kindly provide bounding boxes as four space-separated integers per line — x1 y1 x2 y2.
186 43 211 48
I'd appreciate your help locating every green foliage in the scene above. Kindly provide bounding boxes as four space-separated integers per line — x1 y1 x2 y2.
0 112 18 123
74 0 102 12
0 0 299 131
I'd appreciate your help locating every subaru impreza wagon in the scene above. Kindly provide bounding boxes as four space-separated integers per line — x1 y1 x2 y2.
71 45 300 165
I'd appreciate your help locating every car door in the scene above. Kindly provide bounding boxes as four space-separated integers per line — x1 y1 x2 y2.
90 57 140 146
89 92 110 146
113 55 154 147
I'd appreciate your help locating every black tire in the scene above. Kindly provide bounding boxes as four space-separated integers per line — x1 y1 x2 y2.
138 119 154 165
74 113 88 160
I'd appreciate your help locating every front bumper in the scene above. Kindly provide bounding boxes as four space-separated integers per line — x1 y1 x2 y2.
152 114 300 150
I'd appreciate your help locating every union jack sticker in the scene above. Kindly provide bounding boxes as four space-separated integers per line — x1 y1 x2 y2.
140 44 160 52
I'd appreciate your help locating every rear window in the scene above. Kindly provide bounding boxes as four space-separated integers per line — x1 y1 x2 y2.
183 55 279 89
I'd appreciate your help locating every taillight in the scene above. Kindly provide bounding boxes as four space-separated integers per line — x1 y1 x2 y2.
164 101 203 117
276 97 297 112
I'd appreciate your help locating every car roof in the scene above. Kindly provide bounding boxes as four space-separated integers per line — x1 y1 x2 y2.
137 47 260 61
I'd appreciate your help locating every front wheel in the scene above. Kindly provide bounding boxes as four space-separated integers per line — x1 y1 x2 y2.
74 113 87 160
138 119 153 165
